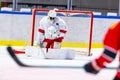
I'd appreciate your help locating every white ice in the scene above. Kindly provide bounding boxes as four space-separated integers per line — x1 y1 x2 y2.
0 46 119 80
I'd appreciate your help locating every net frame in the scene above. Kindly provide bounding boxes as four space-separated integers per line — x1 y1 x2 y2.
31 8 94 56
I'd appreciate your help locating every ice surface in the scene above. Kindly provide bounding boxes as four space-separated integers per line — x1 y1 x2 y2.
0 46 118 80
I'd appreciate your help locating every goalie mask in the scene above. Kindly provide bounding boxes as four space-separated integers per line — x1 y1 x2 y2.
48 10 57 20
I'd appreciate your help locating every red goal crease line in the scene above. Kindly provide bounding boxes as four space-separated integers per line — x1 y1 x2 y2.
13 49 25 54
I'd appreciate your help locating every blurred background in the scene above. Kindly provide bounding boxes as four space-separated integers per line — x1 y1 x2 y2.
0 0 119 47
0 0 120 16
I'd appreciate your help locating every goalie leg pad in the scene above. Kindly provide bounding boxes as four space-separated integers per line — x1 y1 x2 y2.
25 46 46 58
45 49 75 60
66 49 75 60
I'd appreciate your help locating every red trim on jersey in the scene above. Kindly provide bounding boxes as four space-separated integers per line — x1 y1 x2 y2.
43 37 63 49
54 37 63 42
91 60 102 71
95 54 112 68
60 29 67 34
103 21 120 50
38 29 44 33
116 71 120 78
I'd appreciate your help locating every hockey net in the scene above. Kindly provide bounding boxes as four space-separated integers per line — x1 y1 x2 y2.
14 9 94 56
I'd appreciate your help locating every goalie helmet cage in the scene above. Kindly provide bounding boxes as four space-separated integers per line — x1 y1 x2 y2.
31 9 94 56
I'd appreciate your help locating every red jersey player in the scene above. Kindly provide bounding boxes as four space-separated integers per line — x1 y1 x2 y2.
84 21 120 80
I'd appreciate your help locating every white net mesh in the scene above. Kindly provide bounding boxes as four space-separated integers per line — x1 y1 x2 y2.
31 9 94 56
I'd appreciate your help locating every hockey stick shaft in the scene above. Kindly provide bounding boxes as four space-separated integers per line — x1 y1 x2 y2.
7 46 117 69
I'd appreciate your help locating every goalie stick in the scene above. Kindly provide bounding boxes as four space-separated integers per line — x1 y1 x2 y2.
7 46 117 70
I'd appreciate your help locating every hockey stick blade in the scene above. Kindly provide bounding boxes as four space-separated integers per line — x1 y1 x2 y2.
7 46 117 70
7 46 29 67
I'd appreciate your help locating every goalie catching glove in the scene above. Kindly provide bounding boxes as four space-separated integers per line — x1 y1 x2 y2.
48 26 59 39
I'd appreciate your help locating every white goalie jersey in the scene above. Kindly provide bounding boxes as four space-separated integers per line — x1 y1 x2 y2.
35 16 67 45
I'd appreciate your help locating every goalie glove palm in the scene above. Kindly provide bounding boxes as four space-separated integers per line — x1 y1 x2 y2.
48 26 57 34
48 26 59 38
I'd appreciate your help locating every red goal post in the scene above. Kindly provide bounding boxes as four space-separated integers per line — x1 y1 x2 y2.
31 8 94 56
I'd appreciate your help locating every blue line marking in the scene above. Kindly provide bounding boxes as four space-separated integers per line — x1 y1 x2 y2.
0 11 120 19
